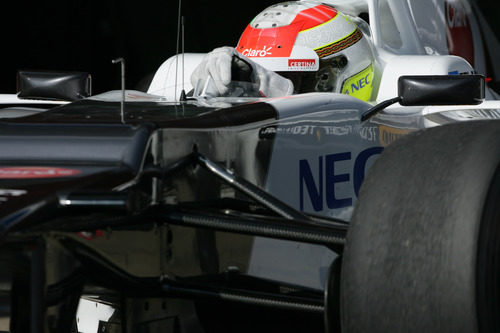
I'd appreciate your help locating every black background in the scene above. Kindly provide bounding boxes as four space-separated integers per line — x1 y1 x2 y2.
1 0 499 94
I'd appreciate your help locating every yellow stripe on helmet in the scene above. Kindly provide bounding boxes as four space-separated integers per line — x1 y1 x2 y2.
341 64 374 102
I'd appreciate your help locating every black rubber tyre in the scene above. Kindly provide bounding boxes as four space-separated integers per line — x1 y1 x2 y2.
340 120 500 332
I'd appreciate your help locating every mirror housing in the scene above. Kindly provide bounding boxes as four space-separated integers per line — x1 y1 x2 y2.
361 75 485 121
17 70 91 101
398 75 484 106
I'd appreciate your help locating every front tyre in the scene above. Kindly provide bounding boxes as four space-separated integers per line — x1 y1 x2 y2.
340 120 500 332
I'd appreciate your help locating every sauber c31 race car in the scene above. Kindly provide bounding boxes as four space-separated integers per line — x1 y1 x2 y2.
1 0 500 332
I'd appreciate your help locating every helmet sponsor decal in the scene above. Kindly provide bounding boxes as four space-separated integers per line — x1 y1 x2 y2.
288 59 317 70
241 46 273 57
0 167 82 179
341 64 374 102
314 28 362 58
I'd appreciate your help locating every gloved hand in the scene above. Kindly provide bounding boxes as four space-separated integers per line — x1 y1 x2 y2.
191 46 294 98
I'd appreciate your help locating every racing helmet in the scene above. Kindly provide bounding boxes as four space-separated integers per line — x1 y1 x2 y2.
236 1 375 101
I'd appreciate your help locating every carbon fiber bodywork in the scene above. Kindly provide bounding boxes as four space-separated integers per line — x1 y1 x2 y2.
0 90 499 332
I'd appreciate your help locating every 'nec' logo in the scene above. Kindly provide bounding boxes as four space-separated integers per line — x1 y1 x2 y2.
299 147 383 211
345 74 371 95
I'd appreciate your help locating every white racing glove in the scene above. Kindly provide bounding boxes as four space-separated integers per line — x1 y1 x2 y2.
191 46 294 98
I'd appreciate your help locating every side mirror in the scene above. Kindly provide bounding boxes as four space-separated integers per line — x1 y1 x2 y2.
17 70 91 101
361 74 485 121
398 75 484 106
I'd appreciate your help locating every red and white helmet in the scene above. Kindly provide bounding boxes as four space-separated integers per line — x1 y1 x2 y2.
236 1 375 101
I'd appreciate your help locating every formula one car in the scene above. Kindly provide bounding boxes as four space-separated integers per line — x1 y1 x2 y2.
1 0 500 332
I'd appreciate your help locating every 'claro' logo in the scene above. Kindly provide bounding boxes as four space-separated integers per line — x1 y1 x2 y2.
241 46 273 57
0 167 82 179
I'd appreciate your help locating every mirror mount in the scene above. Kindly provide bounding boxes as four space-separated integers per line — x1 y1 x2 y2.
361 97 402 121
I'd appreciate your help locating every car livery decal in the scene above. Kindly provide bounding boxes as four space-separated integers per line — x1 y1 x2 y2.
378 125 411 147
445 0 474 66
299 147 383 212
0 167 82 179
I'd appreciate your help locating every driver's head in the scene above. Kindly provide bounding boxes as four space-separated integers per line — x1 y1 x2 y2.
236 1 375 101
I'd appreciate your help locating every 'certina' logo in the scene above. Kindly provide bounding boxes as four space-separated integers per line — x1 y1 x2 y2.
0 167 82 179
288 59 317 69
242 46 273 57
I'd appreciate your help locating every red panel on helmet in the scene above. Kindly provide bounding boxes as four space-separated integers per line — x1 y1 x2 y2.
237 23 302 58
294 4 337 30
237 4 337 58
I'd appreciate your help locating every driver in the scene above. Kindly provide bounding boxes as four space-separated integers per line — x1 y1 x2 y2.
191 0 376 101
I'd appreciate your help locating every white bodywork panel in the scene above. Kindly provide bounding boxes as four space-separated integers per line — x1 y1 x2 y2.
376 55 475 102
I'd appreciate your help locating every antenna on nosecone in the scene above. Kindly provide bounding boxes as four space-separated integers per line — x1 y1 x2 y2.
180 16 187 101
112 57 125 123
174 0 187 102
